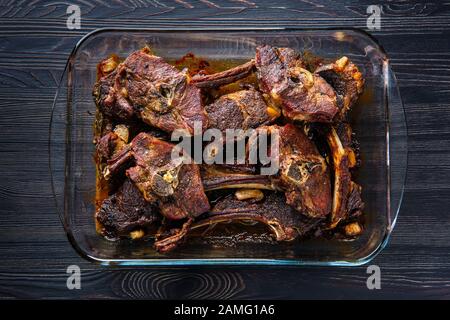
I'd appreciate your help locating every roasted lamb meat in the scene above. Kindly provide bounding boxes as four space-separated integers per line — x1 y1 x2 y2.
255 45 339 123
154 192 324 252
94 47 209 134
315 56 364 120
202 124 332 218
95 124 129 162
205 88 278 133
96 178 160 238
93 44 367 252
106 132 210 221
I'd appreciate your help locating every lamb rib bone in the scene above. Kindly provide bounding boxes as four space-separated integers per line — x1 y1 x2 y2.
202 124 332 219
315 56 364 120
325 126 352 228
154 192 324 252
191 60 256 88
106 132 210 221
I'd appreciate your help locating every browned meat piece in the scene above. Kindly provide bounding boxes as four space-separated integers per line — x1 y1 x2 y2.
307 124 364 227
95 124 129 162
202 124 332 218
154 192 324 252
203 192 323 240
315 56 364 119
96 179 160 238
335 122 360 168
94 70 135 121
191 60 256 88
94 48 208 134
205 88 279 133
93 55 128 120
347 181 364 218
107 132 210 221
326 126 352 228
154 218 193 253
255 45 339 123
96 132 119 162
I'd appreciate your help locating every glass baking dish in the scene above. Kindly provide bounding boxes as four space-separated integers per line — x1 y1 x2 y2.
50 28 407 266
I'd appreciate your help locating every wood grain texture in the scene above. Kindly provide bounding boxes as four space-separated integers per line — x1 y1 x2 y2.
0 0 450 299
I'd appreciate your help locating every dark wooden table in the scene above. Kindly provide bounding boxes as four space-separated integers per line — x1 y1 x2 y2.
1 0 449 299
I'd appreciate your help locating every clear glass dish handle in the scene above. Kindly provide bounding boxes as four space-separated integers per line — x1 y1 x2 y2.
49 63 69 230
386 64 407 233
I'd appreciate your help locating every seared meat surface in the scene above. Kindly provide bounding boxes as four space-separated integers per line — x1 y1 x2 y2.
203 192 323 240
94 70 135 121
271 124 331 217
315 56 364 119
95 124 129 162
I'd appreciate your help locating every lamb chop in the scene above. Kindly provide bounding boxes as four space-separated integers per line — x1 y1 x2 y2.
96 178 160 238
202 124 332 218
94 47 209 134
205 87 279 134
106 132 210 221
315 56 364 120
94 49 261 134
255 45 339 123
154 192 324 253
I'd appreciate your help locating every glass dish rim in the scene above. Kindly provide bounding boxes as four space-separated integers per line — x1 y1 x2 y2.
50 26 408 267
